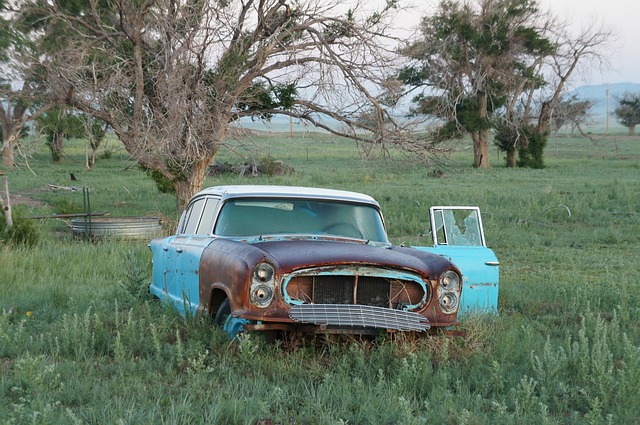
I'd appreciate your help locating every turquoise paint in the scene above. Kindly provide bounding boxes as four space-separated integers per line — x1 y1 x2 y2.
223 315 250 340
149 235 213 317
414 245 499 316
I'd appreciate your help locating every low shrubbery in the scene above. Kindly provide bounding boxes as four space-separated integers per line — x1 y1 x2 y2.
0 209 39 247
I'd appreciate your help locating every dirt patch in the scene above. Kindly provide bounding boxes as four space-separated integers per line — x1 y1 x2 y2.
8 194 48 209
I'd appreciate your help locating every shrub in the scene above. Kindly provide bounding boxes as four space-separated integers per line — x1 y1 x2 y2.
0 210 39 247
53 196 83 215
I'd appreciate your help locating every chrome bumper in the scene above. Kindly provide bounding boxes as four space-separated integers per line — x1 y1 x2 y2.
288 304 430 332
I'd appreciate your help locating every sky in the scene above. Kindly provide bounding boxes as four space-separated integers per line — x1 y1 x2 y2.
384 0 640 87
538 0 640 85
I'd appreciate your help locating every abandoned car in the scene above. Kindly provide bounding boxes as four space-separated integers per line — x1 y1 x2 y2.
149 185 499 338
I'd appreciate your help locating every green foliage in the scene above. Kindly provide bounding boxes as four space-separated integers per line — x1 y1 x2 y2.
144 168 176 194
52 196 82 215
455 95 495 132
517 127 547 168
494 121 520 158
236 81 298 120
398 0 560 167
88 117 107 147
117 250 152 306
613 91 640 133
99 147 113 160
36 107 87 162
495 122 548 168
0 0 16 63
0 208 39 247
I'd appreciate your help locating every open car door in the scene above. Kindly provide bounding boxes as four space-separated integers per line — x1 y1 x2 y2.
413 207 499 315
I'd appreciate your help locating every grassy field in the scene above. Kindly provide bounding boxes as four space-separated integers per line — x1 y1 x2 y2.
1 132 639 424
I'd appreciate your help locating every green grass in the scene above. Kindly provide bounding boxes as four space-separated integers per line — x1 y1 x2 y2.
1 133 639 424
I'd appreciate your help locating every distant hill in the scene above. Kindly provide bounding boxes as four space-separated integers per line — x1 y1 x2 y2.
570 83 640 129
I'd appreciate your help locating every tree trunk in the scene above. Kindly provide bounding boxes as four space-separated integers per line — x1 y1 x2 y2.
471 91 490 168
49 130 65 162
1 131 19 169
1 174 12 231
174 158 211 211
85 141 99 170
471 129 491 168
506 149 516 168
629 125 636 135
538 102 551 134
90 147 98 169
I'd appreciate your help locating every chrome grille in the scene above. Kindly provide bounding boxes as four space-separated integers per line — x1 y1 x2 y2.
284 273 427 310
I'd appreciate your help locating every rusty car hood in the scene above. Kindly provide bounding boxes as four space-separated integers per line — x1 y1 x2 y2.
245 238 453 275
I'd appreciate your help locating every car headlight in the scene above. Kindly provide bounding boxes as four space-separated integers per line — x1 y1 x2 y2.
440 270 460 291
438 269 461 314
253 262 275 283
251 262 275 308
438 292 459 313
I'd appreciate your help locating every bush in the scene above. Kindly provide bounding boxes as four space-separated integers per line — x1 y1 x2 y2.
0 211 39 247
144 168 175 194
53 196 83 215
517 128 547 169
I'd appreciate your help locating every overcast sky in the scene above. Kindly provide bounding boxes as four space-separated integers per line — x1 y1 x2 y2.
385 0 639 86
538 0 640 85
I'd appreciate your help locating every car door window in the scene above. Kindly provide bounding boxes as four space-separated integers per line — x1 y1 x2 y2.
431 207 485 246
182 198 205 234
195 198 219 235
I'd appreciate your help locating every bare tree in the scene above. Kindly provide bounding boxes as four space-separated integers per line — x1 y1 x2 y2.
507 18 612 167
533 19 611 134
21 0 408 208
1 77 60 170
550 95 595 135
83 115 109 170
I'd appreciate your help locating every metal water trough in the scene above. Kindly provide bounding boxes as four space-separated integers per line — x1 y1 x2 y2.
71 216 163 241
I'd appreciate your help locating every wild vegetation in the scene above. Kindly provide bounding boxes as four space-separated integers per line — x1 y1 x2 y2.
0 131 639 424
613 92 640 135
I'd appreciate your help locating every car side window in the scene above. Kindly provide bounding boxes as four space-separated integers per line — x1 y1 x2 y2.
195 198 220 235
182 198 205 234
179 197 221 235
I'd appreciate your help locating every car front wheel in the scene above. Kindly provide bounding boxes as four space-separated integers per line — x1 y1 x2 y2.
214 298 249 340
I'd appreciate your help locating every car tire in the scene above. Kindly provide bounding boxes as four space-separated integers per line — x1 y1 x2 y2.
214 298 249 340
213 298 231 326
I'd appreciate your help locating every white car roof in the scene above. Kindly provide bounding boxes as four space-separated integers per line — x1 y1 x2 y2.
193 185 380 206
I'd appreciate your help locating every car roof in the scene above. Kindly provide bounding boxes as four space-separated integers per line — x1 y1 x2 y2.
193 185 380 206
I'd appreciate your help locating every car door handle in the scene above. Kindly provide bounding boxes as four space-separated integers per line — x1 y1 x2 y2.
485 261 500 266
176 248 183 253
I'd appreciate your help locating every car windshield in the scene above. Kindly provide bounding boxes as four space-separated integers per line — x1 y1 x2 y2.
214 198 389 242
